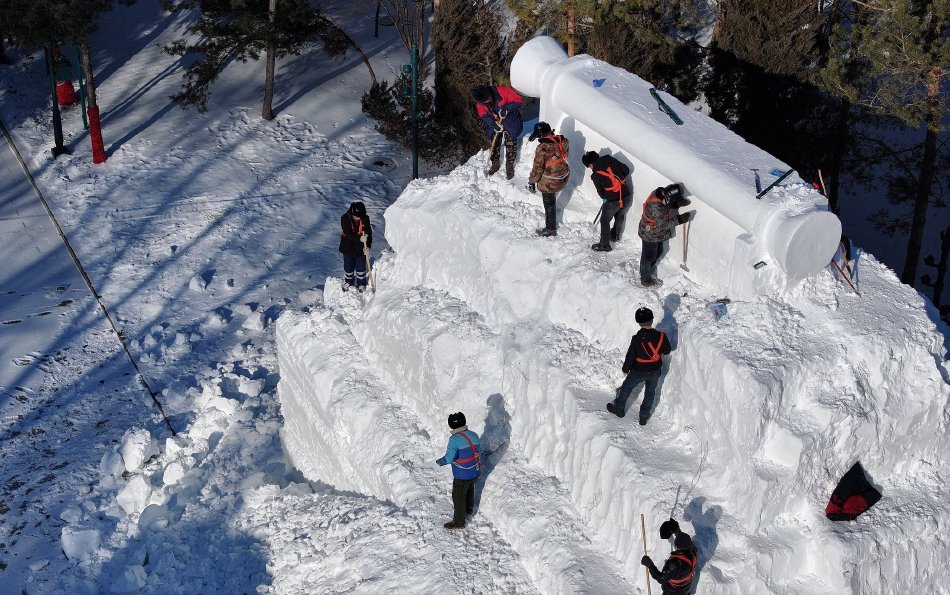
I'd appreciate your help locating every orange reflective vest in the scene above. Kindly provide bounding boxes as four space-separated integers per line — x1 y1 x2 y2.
641 194 669 230
596 166 626 207
454 431 482 470
634 332 666 364
666 551 697 588
544 135 568 168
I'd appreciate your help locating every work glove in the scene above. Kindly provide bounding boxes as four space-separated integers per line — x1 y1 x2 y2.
436 457 447 466
527 183 536 193
676 211 694 225
641 555 653 567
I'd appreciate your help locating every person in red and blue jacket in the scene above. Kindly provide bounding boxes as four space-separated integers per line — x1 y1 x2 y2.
436 412 481 529
473 84 524 179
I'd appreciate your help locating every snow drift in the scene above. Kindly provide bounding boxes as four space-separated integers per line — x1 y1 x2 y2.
278 158 949 593
510 36 841 297
277 38 947 594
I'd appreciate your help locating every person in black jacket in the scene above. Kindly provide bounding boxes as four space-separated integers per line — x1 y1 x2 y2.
641 521 698 594
582 150 633 252
339 201 372 291
607 307 671 425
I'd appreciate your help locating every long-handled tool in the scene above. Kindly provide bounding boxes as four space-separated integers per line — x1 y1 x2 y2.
756 168 794 199
680 220 690 272
363 242 376 293
484 124 503 177
641 513 653 595
591 203 604 228
831 259 859 295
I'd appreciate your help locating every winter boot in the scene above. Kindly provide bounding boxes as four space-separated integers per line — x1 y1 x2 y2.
444 521 464 530
639 415 649 426
606 402 625 418
537 228 557 237
641 278 663 288
591 242 613 252
505 160 515 180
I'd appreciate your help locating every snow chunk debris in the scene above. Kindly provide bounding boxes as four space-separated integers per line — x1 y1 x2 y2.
119 428 159 473
109 565 147 593
61 525 101 561
116 475 152 516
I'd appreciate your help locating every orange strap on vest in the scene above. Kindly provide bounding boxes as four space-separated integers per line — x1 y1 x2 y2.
641 194 668 229
595 166 625 208
634 332 666 364
543 135 567 168
454 432 481 469
666 552 696 587
342 216 363 237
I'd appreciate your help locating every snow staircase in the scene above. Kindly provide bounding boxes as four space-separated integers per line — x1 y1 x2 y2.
278 293 632 593
278 157 950 594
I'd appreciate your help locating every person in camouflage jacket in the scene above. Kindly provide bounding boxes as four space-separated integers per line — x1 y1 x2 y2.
638 186 689 287
527 121 570 236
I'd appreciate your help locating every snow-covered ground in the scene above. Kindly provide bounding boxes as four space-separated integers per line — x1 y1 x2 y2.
0 1 948 594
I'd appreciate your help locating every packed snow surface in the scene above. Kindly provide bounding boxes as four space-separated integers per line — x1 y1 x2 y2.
0 0 946 593
280 154 950 593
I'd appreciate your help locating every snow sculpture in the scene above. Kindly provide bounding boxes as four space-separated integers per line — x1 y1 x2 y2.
510 36 841 295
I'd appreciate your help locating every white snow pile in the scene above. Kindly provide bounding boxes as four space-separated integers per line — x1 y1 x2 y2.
278 152 950 592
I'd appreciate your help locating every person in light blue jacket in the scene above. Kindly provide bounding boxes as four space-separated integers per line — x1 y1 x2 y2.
436 412 481 529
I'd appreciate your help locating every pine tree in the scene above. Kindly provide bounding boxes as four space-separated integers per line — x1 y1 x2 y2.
360 66 460 166
584 0 705 102
705 0 837 185
161 0 347 115
430 0 506 156
820 0 949 287
0 0 131 163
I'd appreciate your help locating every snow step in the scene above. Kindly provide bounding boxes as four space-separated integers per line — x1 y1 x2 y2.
277 305 537 592
279 289 632 593
336 282 691 581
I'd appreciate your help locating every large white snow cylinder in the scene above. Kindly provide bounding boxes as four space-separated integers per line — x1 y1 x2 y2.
510 36 841 291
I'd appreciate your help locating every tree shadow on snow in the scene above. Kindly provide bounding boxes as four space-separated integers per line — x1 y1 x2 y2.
96 513 271 592
473 393 511 513
683 496 722 587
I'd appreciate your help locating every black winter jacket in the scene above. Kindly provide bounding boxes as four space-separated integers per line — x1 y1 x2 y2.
339 210 372 256
622 327 671 374
589 155 631 205
648 546 698 594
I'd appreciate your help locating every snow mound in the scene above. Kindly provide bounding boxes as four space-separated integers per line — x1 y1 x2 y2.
278 155 949 593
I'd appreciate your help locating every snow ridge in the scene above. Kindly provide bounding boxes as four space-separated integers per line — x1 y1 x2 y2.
279 152 949 593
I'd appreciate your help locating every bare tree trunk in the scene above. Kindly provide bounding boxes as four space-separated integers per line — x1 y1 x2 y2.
566 5 576 56
261 0 277 120
826 99 850 214
79 40 106 164
900 66 940 286
0 32 10 65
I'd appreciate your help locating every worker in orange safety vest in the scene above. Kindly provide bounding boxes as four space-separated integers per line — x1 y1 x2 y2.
606 307 672 425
